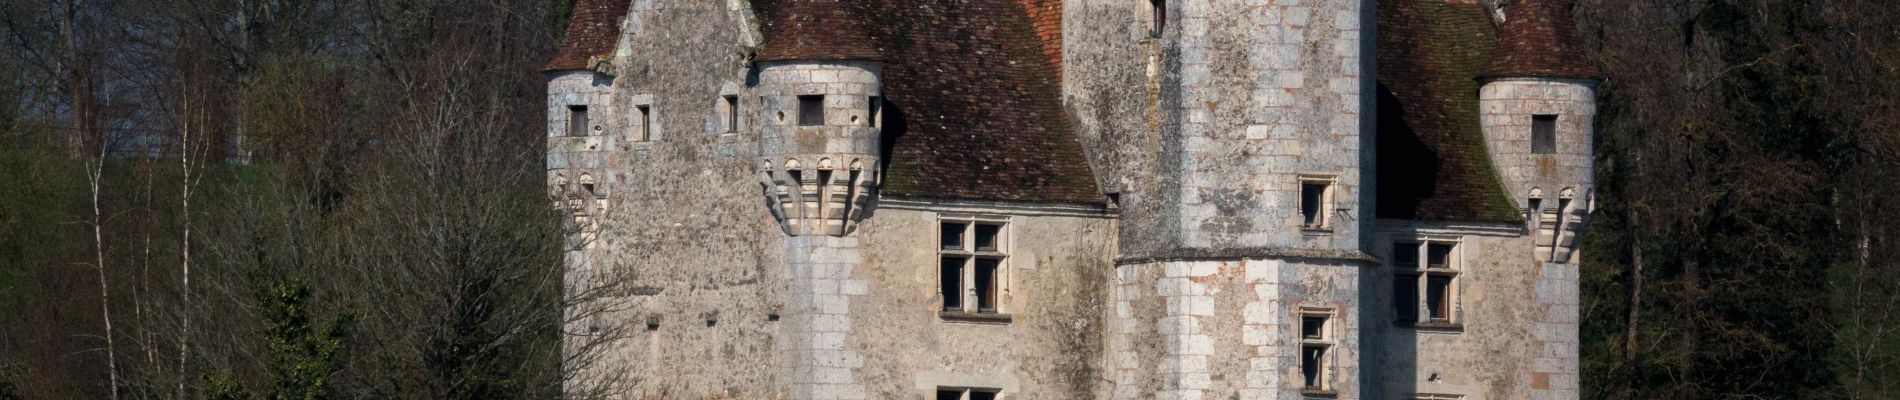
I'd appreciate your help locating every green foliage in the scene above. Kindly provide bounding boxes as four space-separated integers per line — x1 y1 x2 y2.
260 279 354 400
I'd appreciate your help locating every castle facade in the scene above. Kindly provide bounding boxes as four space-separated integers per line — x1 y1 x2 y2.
544 0 1597 398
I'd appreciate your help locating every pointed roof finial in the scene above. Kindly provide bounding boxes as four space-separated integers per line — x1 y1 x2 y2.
757 0 881 62
1481 0 1599 80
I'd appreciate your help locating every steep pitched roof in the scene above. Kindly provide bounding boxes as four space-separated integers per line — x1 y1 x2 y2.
755 0 881 62
544 0 630 72
1481 0 1599 80
1375 0 1521 223
753 0 1100 204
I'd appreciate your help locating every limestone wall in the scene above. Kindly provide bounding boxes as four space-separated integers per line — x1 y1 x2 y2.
849 204 1117 399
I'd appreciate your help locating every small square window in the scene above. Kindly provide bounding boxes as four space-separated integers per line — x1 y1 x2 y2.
1532 115 1557 154
1427 243 1454 269
724 95 740 133
568 105 589 137
1299 179 1332 229
1301 315 1327 340
941 222 968 250
974 224 1001 252
798 95 825 126
1393 242 1421 268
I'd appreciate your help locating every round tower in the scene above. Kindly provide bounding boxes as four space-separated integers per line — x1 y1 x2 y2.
755 0 883 237
1478 0 1600 262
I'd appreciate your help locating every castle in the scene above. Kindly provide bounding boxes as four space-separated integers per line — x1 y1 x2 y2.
543 0 1597 398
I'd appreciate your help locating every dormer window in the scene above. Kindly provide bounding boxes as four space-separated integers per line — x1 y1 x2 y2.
1532 114 1557 154
798 95 825 126
568 105 589 137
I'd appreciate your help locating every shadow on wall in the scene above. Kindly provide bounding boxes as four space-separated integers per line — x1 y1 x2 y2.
1374 83 1441 220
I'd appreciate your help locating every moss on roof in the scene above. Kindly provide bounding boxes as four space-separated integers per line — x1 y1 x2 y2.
1375 0 1522 223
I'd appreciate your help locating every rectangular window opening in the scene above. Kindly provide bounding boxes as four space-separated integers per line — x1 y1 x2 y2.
1427 243 1454 269
798 95 825 126
941 256 966 311
974 258 999 313
1532 114 1557 154
974 224 1001 252
1149 0 1166 37
1394 274 1420 322
936 390 963 400
568 105 590 137
1300 180 1330 229
1393 242 1420 268
1427 275 1454 321
868 96 882 127
635 105 653 141
724 95 740 133
941 222 968 250
1301 345 1327 389
969 390 997 400
1301 315 1327 340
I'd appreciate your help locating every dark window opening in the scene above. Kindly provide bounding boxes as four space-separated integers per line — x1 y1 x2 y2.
1427 243 1453 269
1301 345 1326 389
937 390 962 400
798 95 825 126
568 105 589 137
941 256 965 311
706 319 718 327
645 316 661 332
1427 275 1453 321
581 183 596 197
767 314 780 322
1302 315 1327 340
1149 0 1166 37
868 96 882 127
1532 114 1557 154
1300 181 1328 228
1393 242 1420 268
635 105 653 141
974 258 999 313
941 222 967 250
1395 274 1420 322
974 224 1001 251
724 95 740 133
969 391 996 400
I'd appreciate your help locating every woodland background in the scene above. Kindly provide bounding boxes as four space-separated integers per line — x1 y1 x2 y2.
0 0 1897 399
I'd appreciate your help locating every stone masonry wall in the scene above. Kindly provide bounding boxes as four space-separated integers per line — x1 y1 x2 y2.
555 1 792 398
1479 78 1596 262
1109 259 1362 400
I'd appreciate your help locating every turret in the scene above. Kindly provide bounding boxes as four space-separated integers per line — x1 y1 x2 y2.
543 0 628 242
755 0 882 237
1478 0 1600 262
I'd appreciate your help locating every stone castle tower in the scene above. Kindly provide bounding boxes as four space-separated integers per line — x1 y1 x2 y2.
542 0 1598 398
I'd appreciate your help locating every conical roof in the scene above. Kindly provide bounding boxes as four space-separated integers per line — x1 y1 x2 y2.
756 0 881 62
1480 0 1599 80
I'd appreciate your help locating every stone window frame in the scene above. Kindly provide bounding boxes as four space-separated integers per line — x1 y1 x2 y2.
1531 114 1558 154
1392 236 1465 331
1298 306 1339 395
938 214 1012 324
566 105 591 137
935 387 1002 400
1298 174 1338 232
630 94 656 142
721 94 741 134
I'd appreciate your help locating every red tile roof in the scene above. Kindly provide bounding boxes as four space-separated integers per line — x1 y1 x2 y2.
544 0 630 72
853 0 1101 205
1376 0 1522 223
756 0 881 62
1481 0 1599 80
